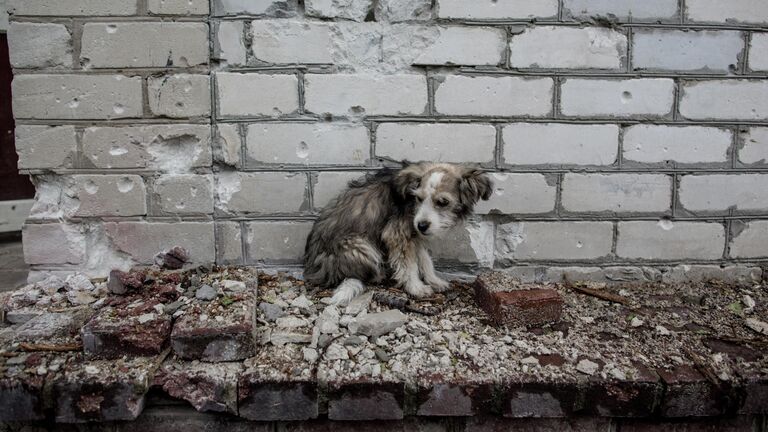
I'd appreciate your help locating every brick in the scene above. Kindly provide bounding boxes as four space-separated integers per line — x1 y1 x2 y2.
428 220 495 268
153 174 214 215
313 172 365 210
616 221 725 260
8 22 72 68
148 0 209 15
501 379 585 418
681 80 768 121
0 0 7 32
327 379 405 420
406 26 506 66
510 27 627 70
662 265 762 285
82 125 212 171
251 20 332 64
437 0 558 19
305 0 372 21
621 417 759 432
12 74 142 120
582 365 663 417
470 417 612 432
0 376 45 422
15 125 77 169
217 73 299 117
212 0 297 16
686 0 768 24
657 366 728 417
624 125 731 164
13 310 93 344
564 0 679 21
8 0 137 16
73 175 147 217
214 21 246 67
562 174 672 213
81 23 208 68
740 127 768 165
680 175 768 213
376 123 496 164
214 124 242 167
561 78 675 118
81 308 172 358
305 74 427 116
474 271 563 327
216 222 243 265
632 30 743 72
749 34 768 72
502 123 619 165
246 123 369 166
245 221 313 264
415 380 494 416
475 173 557 215
216 172 308 214
375 0 433 22
496 222 614 261
23 223 85 265
148 74 211 119
156 362 241 414
435 75 553 117
103 222 215 264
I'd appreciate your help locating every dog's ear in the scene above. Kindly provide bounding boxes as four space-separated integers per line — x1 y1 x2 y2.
459 168 493 208
394 163 425 199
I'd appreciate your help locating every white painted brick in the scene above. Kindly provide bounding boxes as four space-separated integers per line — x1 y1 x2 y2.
216 222 243 265
313 172 365 210
12 75 142 120
0 0 8 32
749 34 768 72
564 0 679 21
217 73 299 117
662 265 762 284
8 23 73 68
560 79 675 118
437 0 558 19
73 175 147 217
375 0 432 22
23 224 85 265
623 125 731 164
617 221 725 260
429 220 495 267
304 74 427 116
679 175 768 212
502 123 619 165
214 124 242 167
409 26 506 66
434 75 553 117
148 74 211 119
496 222 614 261
81 23 208 68
680 80 768 121
731 221 768 258
245 221 313 264
376 123 496 164
740 127 768 165
632 30 743 72
686 0 768 24
251 20 332 64
15 126 77 169
153 174 214 215
475 173 556 215
216 172 307 214
306 0 373 21
212 0 296 16
246 123 368 166
148 0 209 15
104 222 215 265
562 174 672 213
9 0 137 16
510 27 627 70
214 21 246 67
82 125 212 171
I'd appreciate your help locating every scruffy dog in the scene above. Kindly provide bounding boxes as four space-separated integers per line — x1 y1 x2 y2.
304 162 493 305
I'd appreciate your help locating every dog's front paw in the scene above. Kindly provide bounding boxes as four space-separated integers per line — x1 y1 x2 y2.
426 276 451 293
405 280 434 299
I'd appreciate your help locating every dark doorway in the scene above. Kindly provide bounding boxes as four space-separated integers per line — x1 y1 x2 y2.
0 33 34 201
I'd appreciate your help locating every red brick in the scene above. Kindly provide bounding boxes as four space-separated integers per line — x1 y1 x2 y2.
81 308 172 359
474 272 563 327
154 361 241 414
583 363 662 417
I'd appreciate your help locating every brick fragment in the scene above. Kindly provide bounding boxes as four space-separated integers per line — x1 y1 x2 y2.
155 361 242 414
473 271 563 327
81 307 172 359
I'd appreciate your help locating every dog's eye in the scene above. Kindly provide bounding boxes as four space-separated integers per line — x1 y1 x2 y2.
415 196 423 203
436 198 449 208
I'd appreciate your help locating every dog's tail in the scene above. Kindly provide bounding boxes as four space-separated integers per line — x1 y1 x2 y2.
330 278 366 306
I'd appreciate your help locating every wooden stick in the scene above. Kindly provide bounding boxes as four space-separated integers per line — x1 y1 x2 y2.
20 342 82 352
568 284 630 306
683 346 721 386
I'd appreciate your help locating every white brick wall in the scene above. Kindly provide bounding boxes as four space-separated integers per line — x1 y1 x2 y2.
632 30 743 72
216 73 299 117
564 0 679 21
679 175 768 213
686 0 768 24
245 222 313 264
623 125 731 164
305 74 428 116
148 74 211 119
251 21 333 65
9 0 137 16
680 80 768 121
740 128 768 165
560 79 675 118
435 76 553 117
509 27 627 70
749 34 768 72
502 123 619 165
8 23 73 68
153 175 214 215
216 172 308 215
376 123 496 164
616 221 724 260
15 126 77 169
496 222 614 261
246 123 369 166
73 175 147 217
313 172 365 210
475 174 557 215
147 0 209 15
730 221 768 259
436 0 558 20
562 174 672 213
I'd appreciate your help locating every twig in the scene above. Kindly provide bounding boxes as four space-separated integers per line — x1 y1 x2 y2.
568 284 630 306
373 292 442 316
683 346 721 387
20 342 82 352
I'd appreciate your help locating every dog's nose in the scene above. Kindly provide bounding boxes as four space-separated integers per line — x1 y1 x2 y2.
417 221 430 233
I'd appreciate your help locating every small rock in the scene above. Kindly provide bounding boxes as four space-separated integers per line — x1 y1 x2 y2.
317 306 340 334
656 325 671 336
349 309 408 338
85 365 100 375
318 334 334 349
65 274 94 292
36 366 47 376
164 301 184 315
138 313 156 324
339 315 355 327
610 368 627 381
6 355 28 366
345 291 373 315
630 317 644 327
325 343 349 360
35 275 64 295
521 356 539 366
222 280 246 292
303 347 319 363
163 246 188 270
743 295 756 313
393 342 412 354
67 290 96 305
466 346 480 358
394 327 408 338
270 331 312 346
746 318 768 335
153 304 165 315
276 316 310 329
258 302 285 322
195 285 217 301
576 359 599 375
375 348 390 362
344 335 365 346
291 295 314 310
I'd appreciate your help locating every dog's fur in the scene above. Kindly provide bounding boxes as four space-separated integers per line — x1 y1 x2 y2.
304 162 493 305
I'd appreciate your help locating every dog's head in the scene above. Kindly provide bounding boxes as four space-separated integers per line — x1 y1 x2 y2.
394 162 493 236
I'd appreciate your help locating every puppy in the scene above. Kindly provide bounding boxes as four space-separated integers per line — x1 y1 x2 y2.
304 162 493 305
